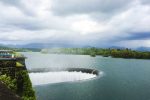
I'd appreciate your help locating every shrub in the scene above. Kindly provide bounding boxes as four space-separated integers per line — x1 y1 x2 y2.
16 70 36 100
0 74 17 92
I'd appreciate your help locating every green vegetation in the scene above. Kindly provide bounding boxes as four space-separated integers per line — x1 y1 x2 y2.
100 48 150 59
16 70 36 100
13 52 25 58
0 50 36 99
111 48 148 59
0 75 17 92
0 71 36 100
41 48 150 59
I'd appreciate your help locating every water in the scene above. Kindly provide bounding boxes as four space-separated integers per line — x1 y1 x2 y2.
22 52 150 100
29 71 97 85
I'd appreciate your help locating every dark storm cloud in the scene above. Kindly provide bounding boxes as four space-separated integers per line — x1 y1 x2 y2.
112 32 150 42
51 0 131 15
126 32 150 40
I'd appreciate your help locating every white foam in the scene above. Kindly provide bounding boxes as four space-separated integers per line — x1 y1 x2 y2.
29 71 97 85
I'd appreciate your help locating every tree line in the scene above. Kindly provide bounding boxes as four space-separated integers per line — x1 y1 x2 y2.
41 48 150 59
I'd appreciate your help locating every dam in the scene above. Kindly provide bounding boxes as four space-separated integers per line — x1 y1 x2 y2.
29 68 101 85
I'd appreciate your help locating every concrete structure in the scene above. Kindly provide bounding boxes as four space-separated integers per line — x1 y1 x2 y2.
0 50 13 58
0 50 26 78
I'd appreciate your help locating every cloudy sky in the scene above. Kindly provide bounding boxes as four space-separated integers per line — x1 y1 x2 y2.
0 0 150 48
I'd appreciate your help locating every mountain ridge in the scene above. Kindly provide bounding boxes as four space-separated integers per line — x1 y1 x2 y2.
0 43 150 51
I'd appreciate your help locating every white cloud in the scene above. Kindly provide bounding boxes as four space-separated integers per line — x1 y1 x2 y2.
70 15 106 35
108 1 150 33
0 0 150 48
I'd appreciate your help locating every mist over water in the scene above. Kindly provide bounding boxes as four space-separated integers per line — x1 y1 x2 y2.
29 71 97 86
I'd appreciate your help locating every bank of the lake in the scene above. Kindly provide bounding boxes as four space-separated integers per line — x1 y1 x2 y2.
41 48 150 59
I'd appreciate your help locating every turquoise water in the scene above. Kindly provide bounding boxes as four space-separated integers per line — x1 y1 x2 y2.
23 52 150 100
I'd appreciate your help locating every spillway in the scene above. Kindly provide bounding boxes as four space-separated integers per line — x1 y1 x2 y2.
29 68 102 86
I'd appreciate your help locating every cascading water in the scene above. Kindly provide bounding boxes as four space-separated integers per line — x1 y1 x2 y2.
29 71 100 86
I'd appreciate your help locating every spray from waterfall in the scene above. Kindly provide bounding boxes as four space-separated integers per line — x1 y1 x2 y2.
29 71 101 86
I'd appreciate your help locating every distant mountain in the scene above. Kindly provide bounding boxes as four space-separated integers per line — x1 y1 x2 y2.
16 43 49 48
17 43 77 48
0 44 41 52
107 46 126 49
0 45 8 48
0 44 132 49
0 43 87 49
1 43 150 52
136 47 150 51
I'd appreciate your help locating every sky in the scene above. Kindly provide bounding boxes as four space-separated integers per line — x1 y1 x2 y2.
0 0 150 48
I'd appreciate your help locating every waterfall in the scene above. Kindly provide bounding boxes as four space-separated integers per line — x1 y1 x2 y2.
29 71 97 85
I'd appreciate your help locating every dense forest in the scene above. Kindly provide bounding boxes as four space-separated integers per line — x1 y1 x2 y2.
41 48 150 59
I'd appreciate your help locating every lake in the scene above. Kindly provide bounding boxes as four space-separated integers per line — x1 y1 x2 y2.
22 52 150 100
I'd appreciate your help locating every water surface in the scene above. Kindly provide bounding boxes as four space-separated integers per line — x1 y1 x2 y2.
23 52 150 100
